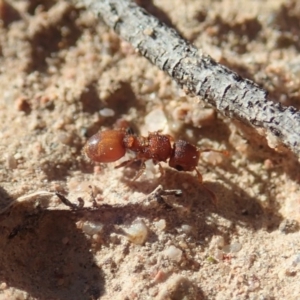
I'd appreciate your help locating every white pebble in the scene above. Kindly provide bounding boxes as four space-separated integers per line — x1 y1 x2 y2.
81 221 104 236
56 132 73 145
99 108 115 117
123 219 148 245
223 242 242 253
154 219 166 231
180 224 193 234
230 242 242 253
144 108 167 132
14 152 22 160
164 245 182 262
248 277 260 291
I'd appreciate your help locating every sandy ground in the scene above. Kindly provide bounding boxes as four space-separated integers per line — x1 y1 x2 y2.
0 0 300 299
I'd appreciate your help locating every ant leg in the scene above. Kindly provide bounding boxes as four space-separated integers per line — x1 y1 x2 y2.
200 148 229 156
115 158 146 181
131 160 146 180
194 167 203 183
194 168 217 206
151 160 165 178
158 163 165 177
115 159 135 169
202 185 218 207
146 185 182 208
55 193 84 210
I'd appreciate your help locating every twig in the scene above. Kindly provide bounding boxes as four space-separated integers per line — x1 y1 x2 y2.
146 184 182 199
76 0 300 157
0 191 55 214
55 193 85 210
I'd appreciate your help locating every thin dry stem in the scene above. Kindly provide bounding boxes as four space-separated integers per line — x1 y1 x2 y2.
76 0 300 157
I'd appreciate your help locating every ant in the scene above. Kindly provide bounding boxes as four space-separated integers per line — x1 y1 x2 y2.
84 127 228 185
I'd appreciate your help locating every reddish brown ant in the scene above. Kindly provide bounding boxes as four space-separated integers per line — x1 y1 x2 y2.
84 127 227 186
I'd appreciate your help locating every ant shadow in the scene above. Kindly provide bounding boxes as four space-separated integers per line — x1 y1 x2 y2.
118 161 283 236
225 120 300 187
0 186 15 214
175 117 300 224
0 203 105 300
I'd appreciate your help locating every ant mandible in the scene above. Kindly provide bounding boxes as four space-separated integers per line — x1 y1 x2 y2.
84 127 227 185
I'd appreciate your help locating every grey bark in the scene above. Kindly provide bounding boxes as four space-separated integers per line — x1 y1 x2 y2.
78 0 300 157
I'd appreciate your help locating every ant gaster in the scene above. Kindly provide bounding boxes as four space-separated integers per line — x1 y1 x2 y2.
84 128 227 184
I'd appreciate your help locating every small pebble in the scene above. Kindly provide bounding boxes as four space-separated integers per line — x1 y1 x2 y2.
123 219 148 245
15 97 31 113
154 219 166 231
144 108 167 132
153 270 166 282
56 132 73 145
143 27 154 36
14 152 22 160
99 108 115 117
164 245 182 262
180 224 193 235
223 242 242 253
81 221 104 236
248 277 260 291
285 268 296 277
230 242 242 253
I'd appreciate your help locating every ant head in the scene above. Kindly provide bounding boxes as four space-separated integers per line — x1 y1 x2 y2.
169 140 200 172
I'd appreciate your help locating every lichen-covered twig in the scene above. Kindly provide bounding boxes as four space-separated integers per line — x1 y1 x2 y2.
77 0 300 157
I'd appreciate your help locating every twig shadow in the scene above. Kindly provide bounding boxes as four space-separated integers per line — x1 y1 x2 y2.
0 204 105 300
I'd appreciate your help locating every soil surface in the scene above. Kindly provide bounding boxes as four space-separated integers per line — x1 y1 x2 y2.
0 0 300 299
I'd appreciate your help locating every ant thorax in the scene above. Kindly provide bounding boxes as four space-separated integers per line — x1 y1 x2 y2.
123 132 172 162
147 133 172 162
123 134 148 153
